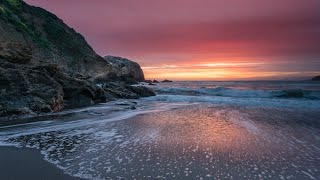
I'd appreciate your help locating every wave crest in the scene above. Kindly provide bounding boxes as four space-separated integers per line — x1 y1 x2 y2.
155 86 320 99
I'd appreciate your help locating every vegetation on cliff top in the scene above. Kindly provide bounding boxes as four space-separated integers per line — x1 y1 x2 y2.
0 0 52 49
0 0 96 71
5 0 21 9
0 6 5 14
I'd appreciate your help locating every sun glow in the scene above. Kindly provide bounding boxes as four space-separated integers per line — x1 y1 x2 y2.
142 60 319 80
142 60 255 80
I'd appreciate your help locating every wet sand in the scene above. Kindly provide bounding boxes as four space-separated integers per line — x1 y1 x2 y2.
0 146 82 180
0 103 319 179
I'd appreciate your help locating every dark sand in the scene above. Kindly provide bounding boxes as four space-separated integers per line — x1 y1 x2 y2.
1 105 319 179
0 146 81 180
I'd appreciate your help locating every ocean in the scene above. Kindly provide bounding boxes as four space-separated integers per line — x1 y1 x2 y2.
1 81 320 179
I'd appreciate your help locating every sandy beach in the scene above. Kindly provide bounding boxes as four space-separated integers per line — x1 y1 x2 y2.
0 146 82 180
0 81 319 179
1 101 319 179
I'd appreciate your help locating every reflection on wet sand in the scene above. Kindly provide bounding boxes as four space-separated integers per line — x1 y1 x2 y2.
1 104 319 179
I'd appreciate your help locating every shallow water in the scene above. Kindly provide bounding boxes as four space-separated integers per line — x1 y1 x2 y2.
1 81 320 179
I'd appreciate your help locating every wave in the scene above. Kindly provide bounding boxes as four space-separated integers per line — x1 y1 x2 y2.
155 86 320 99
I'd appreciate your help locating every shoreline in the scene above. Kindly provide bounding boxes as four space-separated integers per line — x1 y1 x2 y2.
0 100 319 179
0 101 128 127
0 146 82 180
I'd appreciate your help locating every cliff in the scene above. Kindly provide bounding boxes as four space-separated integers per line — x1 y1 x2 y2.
0 0 114 76
0 0 153 117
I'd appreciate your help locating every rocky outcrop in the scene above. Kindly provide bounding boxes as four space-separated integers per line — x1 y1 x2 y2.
311 76 320 81
127 86 156 97
0 62 64 115
162 79 173 82
104 55 145 82
152 79 159 83
0 42 32 63
0 0 154 117
0 60 155 116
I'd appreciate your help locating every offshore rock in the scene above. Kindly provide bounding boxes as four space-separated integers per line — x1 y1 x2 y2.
312 76 320 81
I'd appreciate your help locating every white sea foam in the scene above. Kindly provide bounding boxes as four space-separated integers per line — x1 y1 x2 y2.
154 86 320 99
0 101 194 141
228 110 260 134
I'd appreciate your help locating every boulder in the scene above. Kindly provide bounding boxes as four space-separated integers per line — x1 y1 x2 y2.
104 55 145 82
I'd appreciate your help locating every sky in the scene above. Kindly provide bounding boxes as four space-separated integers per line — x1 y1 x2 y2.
25 0 320 80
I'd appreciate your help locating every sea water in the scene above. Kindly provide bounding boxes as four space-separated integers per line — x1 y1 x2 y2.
0 81 320 179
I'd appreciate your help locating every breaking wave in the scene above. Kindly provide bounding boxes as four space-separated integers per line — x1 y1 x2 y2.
155 86 320 99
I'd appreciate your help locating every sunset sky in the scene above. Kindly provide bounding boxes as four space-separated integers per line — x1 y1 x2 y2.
25 0 320 80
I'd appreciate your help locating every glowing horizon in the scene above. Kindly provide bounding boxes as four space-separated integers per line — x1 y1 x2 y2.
142 62 320 81
25 0 320 80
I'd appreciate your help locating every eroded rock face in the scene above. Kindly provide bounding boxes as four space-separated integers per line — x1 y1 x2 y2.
0 0 111 76
104 55 145 82
0 61 155 116
0 62 64 115
0 42 32 63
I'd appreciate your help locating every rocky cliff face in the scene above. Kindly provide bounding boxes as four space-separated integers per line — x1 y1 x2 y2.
0 0 154 117
104 55 145 82
0 0 114 76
